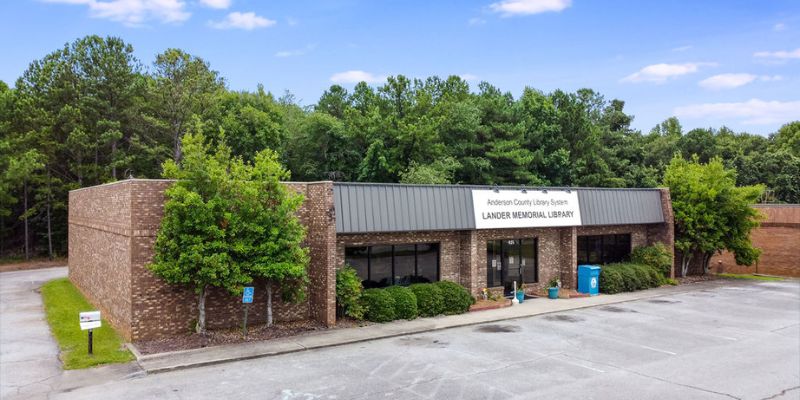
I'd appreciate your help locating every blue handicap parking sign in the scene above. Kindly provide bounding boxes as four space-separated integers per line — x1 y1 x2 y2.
242 287 254 304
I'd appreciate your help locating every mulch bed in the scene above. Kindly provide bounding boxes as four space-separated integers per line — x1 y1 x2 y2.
470 298 512 312
677 275 717 285
134 318 370 355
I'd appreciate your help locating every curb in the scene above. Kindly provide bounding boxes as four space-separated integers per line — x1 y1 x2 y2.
133 281 728 375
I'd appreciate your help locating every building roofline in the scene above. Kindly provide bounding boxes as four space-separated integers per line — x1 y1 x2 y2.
332 181 664 191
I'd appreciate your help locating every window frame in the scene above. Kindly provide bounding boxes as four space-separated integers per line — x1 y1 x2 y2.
344 243 440 288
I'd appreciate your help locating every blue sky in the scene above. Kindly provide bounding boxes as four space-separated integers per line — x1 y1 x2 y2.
2 0 798 135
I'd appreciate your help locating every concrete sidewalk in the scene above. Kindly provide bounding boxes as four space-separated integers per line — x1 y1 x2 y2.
134 280 729 374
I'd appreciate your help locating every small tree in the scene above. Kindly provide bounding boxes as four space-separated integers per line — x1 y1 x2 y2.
149 129 252 334
663 155 763 276
227 149 309 327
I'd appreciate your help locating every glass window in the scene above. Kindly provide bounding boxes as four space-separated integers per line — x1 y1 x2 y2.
577 234 632 265
394 244 416 285
345 246 369 282
344 243 440 288
416 243 439 284
369 245 393 289
521 238 537 283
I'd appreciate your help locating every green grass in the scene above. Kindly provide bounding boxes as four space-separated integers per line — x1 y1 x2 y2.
41 278 135 369
717 273 784 281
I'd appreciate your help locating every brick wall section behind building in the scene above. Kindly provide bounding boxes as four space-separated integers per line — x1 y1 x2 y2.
68 181 135 339
709 205 800 277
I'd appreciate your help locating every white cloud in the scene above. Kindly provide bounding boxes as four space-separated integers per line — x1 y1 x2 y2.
468 17 486 26
671 45 692 52
199 0 230 9
621 62 714 84
459 74 479 81
209 11 275 30
760 75 783 82
773 22 786 31
330 70 385 84
286 17 298 26
698 73 784 90
43 0 190 25
489 0 571 16
753 48 800 60
674 99 800 125
698 73 757 90
275 44 316 58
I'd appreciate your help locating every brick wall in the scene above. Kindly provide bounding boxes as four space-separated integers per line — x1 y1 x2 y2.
709 205 800 277
69 179 336 341
68 181 135 339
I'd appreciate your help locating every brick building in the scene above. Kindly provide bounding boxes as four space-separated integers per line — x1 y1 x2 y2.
68 180 674 341
708 204 800 277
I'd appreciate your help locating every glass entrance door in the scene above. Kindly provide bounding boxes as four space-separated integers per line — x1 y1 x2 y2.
502 239 521 295
486 238 538 296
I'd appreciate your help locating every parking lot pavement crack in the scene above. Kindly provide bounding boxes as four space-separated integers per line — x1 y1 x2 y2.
560 353 742 400
760 385 800 400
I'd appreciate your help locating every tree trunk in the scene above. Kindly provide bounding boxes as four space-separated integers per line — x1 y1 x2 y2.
111 141 117 180
197 285 208 334
173 128 182 162
46 170 53 260
266 283 273 328
701 252 713 275
680 251 693 277
23 180 29 260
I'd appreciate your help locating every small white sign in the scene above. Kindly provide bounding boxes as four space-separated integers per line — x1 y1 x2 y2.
472 189 582 229
79 311 101 330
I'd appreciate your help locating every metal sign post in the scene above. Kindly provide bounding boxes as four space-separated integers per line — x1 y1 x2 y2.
242 287 254 337
79 311 101 355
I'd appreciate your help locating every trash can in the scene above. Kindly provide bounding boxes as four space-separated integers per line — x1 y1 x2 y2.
577 265 601 296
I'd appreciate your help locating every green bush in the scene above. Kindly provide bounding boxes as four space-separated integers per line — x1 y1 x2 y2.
384 286 418 320
362 288 396 322
433 281 475 315
409 283 445 317
336 266 365 320
631 243 673 277
600 263 663 294
599 267 624 294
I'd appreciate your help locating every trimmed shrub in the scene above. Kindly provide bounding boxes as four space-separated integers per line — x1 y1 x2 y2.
336 266 365 320
433 281 475 315
384 286 418 320
631 243 673 278
599 267 624 294
409 283 445 317
362 288 396 322
600 263 663 294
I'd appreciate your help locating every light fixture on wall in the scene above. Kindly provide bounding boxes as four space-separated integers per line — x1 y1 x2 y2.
492 184 500 193
566 188 571 193
541 189 548 194
521 186 527 194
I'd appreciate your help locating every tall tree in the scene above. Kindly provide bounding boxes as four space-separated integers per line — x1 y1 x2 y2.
663 156 764 276
150 49 225 162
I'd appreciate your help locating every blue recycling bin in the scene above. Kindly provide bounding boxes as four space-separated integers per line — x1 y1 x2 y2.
577 265 601 296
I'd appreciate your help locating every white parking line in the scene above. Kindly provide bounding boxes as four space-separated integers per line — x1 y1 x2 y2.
639 345 677 355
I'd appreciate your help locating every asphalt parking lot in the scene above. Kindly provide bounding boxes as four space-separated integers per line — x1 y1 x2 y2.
49 278 800 400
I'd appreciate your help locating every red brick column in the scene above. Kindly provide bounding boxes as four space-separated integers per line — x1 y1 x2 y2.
559 226 577 289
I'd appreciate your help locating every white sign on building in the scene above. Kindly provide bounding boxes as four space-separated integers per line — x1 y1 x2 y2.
471 189 582 229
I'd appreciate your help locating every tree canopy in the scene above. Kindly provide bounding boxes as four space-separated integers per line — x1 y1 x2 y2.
663 156 764 276
1 35 797 259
